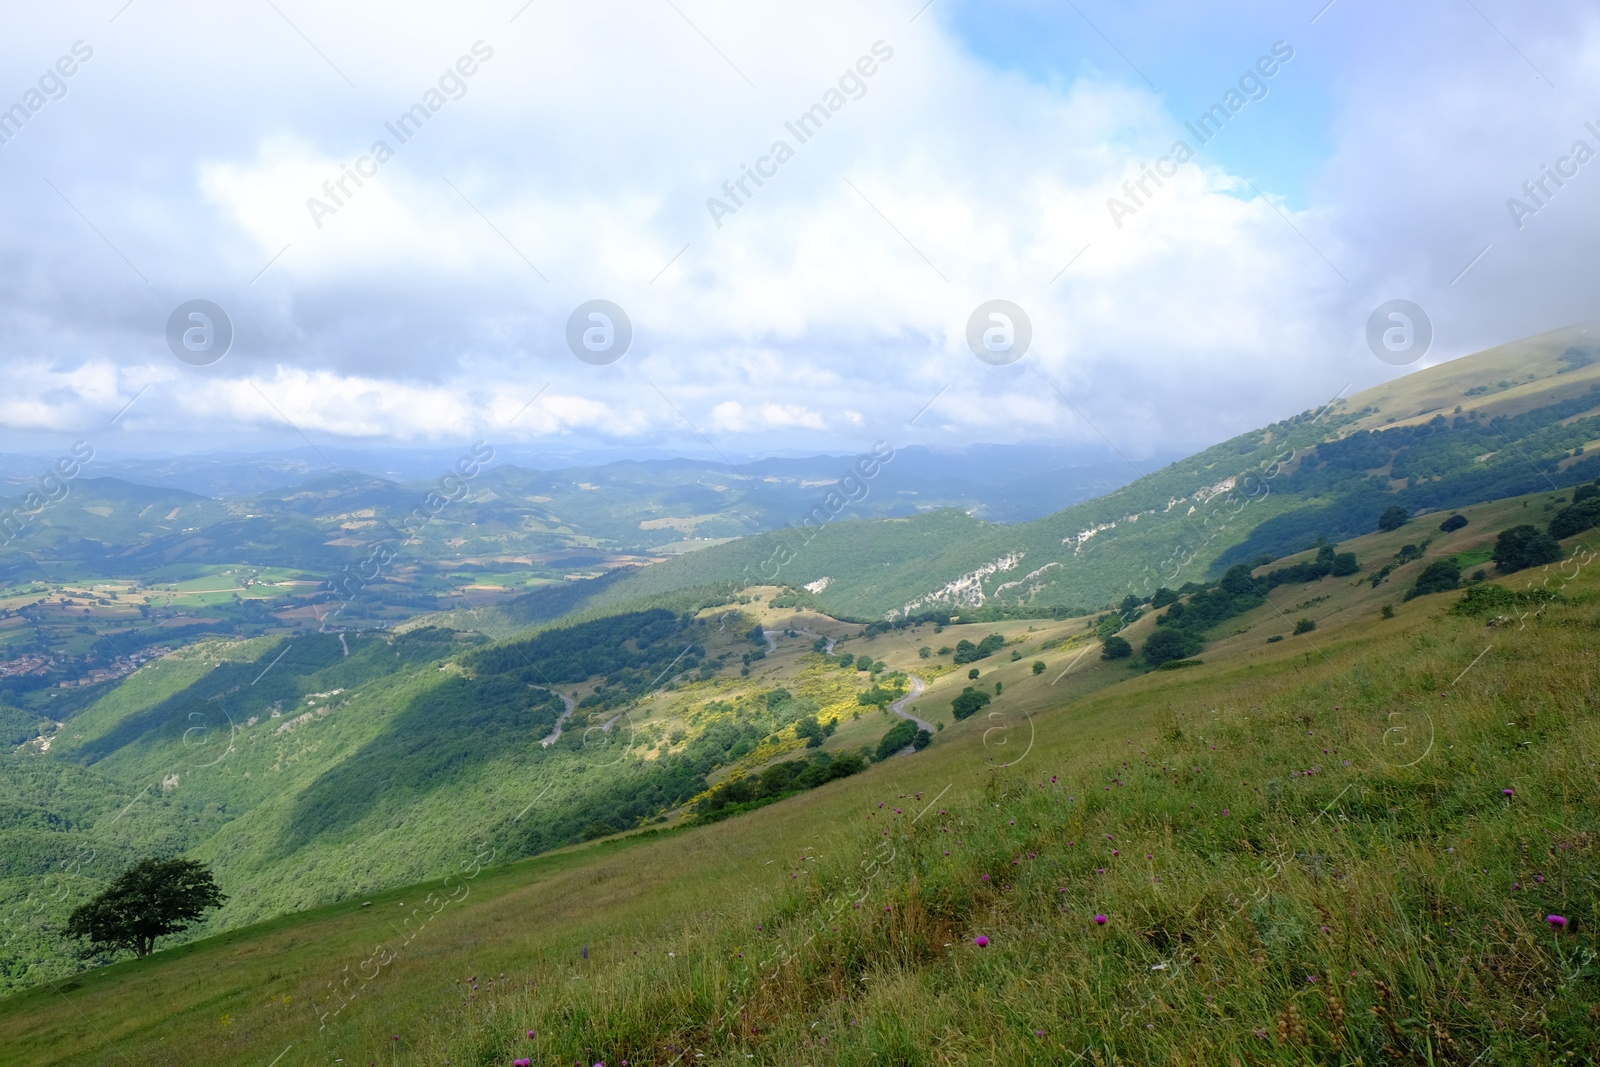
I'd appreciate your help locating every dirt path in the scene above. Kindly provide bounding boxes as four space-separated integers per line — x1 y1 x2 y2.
536 689 578 748
776 627 837 653
888 675 933 733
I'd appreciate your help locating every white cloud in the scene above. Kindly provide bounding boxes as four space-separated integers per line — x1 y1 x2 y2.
1 0 1597 455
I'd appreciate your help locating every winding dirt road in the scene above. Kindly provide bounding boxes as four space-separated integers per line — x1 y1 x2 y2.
888 675 933 733
536 689 577 748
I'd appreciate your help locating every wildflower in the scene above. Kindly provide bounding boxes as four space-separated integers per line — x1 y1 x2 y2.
975 935 990 947
1094 914 1108 925
1503 788 1514 796
1547 915 1569 928
515 1060 531 1067
981 874 989 881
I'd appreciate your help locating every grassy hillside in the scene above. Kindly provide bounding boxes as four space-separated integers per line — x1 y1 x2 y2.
1 488 1595 1064
7 586 1111 996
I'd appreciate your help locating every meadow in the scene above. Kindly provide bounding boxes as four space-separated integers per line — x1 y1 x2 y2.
2 515 1594 1064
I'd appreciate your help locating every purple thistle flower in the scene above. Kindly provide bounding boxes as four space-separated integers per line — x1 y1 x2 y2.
1547 915 1569 928
974 935 990 947
1094 914 1108 925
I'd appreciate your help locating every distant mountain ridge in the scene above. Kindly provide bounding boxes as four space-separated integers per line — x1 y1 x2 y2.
564 325 1600 620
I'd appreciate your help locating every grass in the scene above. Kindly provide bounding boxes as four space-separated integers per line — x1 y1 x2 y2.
3 529 1597 1064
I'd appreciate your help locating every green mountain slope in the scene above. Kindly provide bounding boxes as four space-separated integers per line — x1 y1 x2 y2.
2 478 1595 1063
561 325 1600 621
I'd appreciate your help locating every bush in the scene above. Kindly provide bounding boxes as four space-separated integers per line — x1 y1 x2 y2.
1266 634 1284 643
1405 558 1462 600
1438 513 1469 533
1150 587 1178 607
1031 660 1046 674
950 687 992 721
1100 636 1132 660
1292 618 1316 635
1142 627 1201 667
873 719 920 761
1548 496 1600 539
953 634 1005 664
1378 505 1410 532
1492 524 1564 573
1330 552 1359 576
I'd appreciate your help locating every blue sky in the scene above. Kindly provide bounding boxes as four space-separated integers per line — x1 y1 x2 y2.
941 0 1336 209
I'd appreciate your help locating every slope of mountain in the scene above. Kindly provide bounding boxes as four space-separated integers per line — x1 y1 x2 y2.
2 471 1595 1063
569 326 1600 620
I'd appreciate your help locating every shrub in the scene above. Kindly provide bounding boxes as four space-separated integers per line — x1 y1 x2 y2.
873 719 920 761
950 687 992 721
1330 552 1360 576
1266 634 1284 643
1405 559 1462 600
967 668 980 680
1142 627 1201 667
1492 524 1564 573
1100 636 1132 660
1292 618 1316 634
1377 505 1410 532
1031 660 1046 674
1548 496 1600 539
1438 513 1469 533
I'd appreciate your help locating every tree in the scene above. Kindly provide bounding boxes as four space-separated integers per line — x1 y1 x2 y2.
1493 525 1563 573
950 687 992 721
1438 513 1469 533
1100 636 1132 660
873 719 920 761
1142 627 1200 667
1219 564 1257 597
1548 496 1600 539
1377 505 1410 532
967 667 980 679
1293 618 1317 634
1150 587 1178 608
1031 660 1046 674
794 715 826 747
1574 481 1600 505
1331 552 1360 576
1406 559 1462 600
63 858 226 959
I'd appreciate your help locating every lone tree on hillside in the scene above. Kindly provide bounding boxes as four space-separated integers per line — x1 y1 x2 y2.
1492 525 1564 574
64 857 226 959
1377 505 1411 532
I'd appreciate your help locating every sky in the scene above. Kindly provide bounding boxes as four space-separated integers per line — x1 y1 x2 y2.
1 0 1597 463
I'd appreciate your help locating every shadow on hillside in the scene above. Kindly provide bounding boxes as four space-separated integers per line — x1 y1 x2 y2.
277 673 566 856
65 635 348 766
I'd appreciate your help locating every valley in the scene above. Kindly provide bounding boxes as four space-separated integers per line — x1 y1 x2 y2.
1 330 1598 1063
